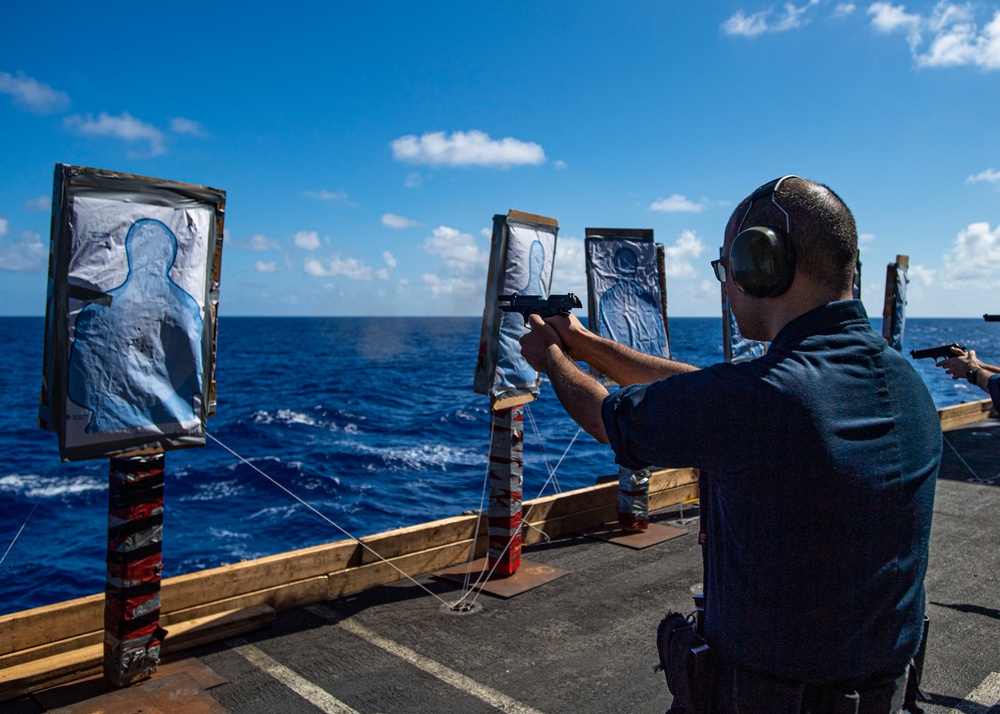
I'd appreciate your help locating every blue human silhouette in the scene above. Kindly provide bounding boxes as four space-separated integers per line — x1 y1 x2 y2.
67 218 204 434
497 239 546 390
598 246 667 357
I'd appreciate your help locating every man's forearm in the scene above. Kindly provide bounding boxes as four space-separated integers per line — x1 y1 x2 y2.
542 344 611 444
567 330 698 386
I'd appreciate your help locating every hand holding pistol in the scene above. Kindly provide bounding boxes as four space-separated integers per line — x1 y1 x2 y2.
499 293 582 327
909 343 967 361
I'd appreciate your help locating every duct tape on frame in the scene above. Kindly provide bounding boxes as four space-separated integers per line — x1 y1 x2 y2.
39 164 226 462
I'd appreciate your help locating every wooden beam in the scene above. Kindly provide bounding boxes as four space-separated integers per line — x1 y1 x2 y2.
0 604 274 701
939 398 995 431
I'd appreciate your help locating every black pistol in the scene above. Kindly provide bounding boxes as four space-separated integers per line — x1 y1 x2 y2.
909 343 967 361
984 314 1000 322
498 292 582 327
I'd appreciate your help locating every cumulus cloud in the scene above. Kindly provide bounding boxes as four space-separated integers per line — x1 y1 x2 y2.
551 236 588 298
250 233 280 251
650 194 708 213
64 112 165 156
382 213 419 228
869 2 1000 70
907 264 935 285
304 255 375 280
391 130 546 168
0 230 47 272
940 221 1000 288
0 71 69 114
22 195 49 212
663 230 708 279
293 230 322 251
834 3 857 17
170 117 208 136
382 251 397 269
421 225 489 276
966 168 1000 185
305 189 348 201
255 260 278 273
722 0 821 37
421 273 479 296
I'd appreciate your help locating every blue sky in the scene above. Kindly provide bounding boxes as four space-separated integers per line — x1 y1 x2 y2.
1 1 999 317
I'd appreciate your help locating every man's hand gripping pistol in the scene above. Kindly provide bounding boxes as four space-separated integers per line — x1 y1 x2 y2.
498 293 582 327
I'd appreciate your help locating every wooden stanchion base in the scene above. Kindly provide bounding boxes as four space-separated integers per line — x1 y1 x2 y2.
35 661 227 714
434 558 569 599
583 522 687 549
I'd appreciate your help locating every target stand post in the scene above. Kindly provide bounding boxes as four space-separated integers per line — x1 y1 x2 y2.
103 453 167 687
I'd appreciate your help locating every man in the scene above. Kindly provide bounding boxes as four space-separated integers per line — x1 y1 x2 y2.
519 176 941 712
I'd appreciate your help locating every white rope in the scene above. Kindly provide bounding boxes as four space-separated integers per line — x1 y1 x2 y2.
459 419 493 600
0 475 58 569
943 433 994 483
458 403 583 608
206 433 459 610
524 405 562 493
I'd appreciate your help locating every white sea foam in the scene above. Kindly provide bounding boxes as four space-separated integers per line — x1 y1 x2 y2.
251 409 319 427
355 442 477 471
0 473 106 499
180 479 244 502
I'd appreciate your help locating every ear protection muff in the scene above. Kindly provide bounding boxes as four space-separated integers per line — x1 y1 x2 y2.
729 175 796 298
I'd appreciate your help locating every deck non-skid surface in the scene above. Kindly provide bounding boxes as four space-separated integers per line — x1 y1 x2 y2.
13 420 1000 713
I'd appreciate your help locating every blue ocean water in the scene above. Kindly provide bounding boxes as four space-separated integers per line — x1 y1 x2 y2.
0 315 996 616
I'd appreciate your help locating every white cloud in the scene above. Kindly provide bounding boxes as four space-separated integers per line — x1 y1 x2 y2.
966 168 1000 184
722 0 821 37
22 195 49 212
554 159 568 170
255 260 278 273
250 233 280 251
422 225 489 276
858 232 876 253
64 112 165 156
663 230 707 279
940 221 1000 288
421 273 478 296
305 189 348 201
382 213 418 228
0 71 69 114
0 214 7 237
907 264 935 285
405 172 423 188
869 2 1000 70
834 3 857 17
304 255 374 280
382 251 397 269
868 2 922 35
391 130 546 168
551 236 588 299
0 230 47 272
293 230 322 251
650 194 708 213
170 117 207 136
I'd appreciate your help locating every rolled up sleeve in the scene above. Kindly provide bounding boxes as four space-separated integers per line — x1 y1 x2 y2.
602 384 654 471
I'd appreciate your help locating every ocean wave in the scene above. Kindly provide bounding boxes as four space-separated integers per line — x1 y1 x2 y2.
353 442 483 472
0 473 106 499
178 478 245 502
250 409 320 427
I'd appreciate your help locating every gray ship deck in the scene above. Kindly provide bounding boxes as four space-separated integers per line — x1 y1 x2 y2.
7 417 1000 714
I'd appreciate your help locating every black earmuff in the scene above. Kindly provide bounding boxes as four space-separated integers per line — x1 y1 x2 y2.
729 176 796 298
